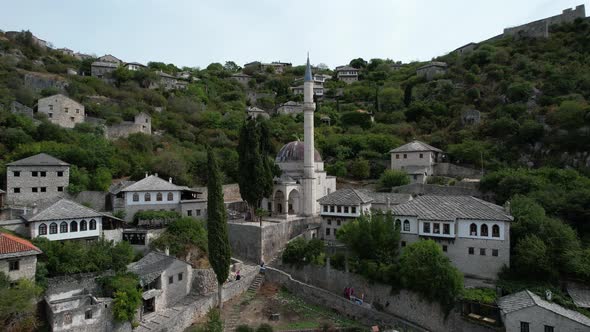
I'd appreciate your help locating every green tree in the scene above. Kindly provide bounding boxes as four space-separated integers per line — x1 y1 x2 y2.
150 217 208 257
101 273 142 323
513 235 554 279
349 158 370 180
206 147 231 309
0 275 42 331
378 169 410 190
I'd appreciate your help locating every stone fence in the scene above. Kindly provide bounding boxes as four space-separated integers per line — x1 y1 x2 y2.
392 183 482 198
270 264 498 332
433 162 483 179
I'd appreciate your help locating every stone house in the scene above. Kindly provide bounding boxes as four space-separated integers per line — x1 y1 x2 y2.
109 174 205 222
106 112 152 139
230 73 251 86
246 106 270 120
335 66 359 84
290 84 324 97
73 52 93 61
452 42 477 56
389 140 443 184
97 54 122 64
276 101 304 116
462 109 482 125
127 251 192 317
318 189 373 241
123 62 146 71
416 61 448 81
6 153 70 206
37 94 85 128
153 71 179 90
10 100 34 119
391 195 512 280
0 232 42 281
91 61 119 80
498 290 590 332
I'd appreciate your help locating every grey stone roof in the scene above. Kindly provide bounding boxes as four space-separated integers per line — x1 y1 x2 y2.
335 66 358 72
7 153 69 167
22 198 102 222
568 283 590 309
358 190 412 205
0 189 5 194
390 195 512 221
417 61 448 70
108 180 136 195
91 61 118 68
389 140 443 153
128 251 188 285
120 175 190 192
498 290 590 327
318 189 373 205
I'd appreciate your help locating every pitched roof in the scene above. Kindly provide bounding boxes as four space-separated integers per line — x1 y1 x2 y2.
358 190 412 205
91 61 119 68
0 189 5 194
0 232 42 258
22 198 102 222
417 61 448 70
389 140 443 153
498 290 590 327
568 283 590 309
120 175 190 192
335 66 358 72
128 251 188 285
318 189 373 205
390 195 512 221
7 153 69 167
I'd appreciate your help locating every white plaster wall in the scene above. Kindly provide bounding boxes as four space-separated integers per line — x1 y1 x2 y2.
125 191 180 205
391 151 435 170
32 217 102 241
457 219 506 241
503 305 590 332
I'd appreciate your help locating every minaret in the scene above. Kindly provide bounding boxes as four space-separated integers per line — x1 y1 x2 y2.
303 55 316 217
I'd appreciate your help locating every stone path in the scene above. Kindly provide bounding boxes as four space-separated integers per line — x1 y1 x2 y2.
138 293 204 331
224 274 264 332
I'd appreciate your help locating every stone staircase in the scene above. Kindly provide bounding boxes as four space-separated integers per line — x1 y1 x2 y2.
224 274 265 332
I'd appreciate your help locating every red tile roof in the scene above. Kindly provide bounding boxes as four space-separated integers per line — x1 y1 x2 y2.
0 232 42 255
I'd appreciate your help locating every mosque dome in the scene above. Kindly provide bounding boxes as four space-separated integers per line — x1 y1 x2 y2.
275 141 322 163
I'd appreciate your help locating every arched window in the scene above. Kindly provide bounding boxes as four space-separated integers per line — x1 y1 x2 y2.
156 193 163 201
49 222 58 234
492 225 500 237
38 223 47 235
395 219 401 230
133 193 139 202
167 192 174 201
60 222 68 233
144 193 151 202
481 224 489 237
70 221 78 232
470 223 477 236
89 219 97 230
403 220 410 232
80 220 87 231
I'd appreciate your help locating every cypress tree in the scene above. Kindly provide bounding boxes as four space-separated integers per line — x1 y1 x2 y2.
206 147 231 309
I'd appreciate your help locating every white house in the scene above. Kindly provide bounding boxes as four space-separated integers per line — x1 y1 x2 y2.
318 189 373 241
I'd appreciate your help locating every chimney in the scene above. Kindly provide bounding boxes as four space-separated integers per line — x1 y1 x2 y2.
32 203 38 215
164 247 169 256
155 173 158 178
145 172 148 178
504 201 511 214
386 197 391 209
169 177 173 183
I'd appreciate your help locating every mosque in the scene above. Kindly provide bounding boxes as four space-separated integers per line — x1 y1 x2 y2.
261 56 336 218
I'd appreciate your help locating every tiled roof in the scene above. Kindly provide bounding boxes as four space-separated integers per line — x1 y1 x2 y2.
389 140 443 153
390 195 512 221
22 198 102 222
498 290 590 327
358 190 412 205
335 66 358 71
318 189 373 205
128 251 187 285
7 153 69 166
0 232 42 258
108 180 136 194
120 175 190 192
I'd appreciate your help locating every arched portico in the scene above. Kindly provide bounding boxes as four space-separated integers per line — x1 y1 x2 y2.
288 189 300 215
274 190 285 215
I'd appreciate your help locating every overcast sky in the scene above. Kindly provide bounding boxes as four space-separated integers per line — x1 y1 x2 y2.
1 0 586 68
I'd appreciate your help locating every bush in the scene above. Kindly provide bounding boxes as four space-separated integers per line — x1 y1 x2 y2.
150 217 208 257
236 325 254 332
349 158 370 180
100 273 142 322
256 324 273 332
378 169 410 190
282 238 325 267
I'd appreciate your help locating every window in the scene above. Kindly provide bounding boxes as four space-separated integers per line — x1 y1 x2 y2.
70 117 75 122
492 249 499 257
442 245 448 252
520 322 529 332
32 171 38 177
60 222 68 233
468 247 474 255
145 193 151 202
41 187 47 192
39 223 47 235
58 186 64 192
337 220 341 226
187 210 192 216
89 219 96 230
344 206 349 213
70 221 78 232
50 223 58 234
433 223 440 234
9 260 19 271
32 187 38 193
401 241 406 247
419 153 423 158
49 105 53 110
330 206 335 212
13 188 20 193
396 154 399 159
13 171 20 177
85 310 93 320
544 325 554 332
337 206 341 213
167 192 174 201
156 193 163 201
76 109 80 114
40 171 46 177
423 222 430 233
327 219 332 225
196 210 201 216
133 193 139 202
470 223 477 236
325 228 331 236
443 224 450 235
492 225 500 237
57 171 64 177
351 207 357 213
403 154 407 159
80 220 87 231
481 224 489 237
64 107 69 113
403 220 410 232
323 205 328 212
169 276 174 284
178 273 183 281
64 312 72 324
480 248 486 256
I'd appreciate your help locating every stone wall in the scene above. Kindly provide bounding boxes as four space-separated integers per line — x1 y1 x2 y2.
0 218 29 237
0 254 37 281
433 163 483 179
67 191 107 211
6 164 70 206
24 72 68 92
503 5 586 38
392 183 482 197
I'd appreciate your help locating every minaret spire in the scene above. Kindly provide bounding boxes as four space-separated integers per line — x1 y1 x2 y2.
302 54 316 217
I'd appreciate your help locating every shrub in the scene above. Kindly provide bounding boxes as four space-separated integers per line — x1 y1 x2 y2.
349 158 370 180
256 324 273 332
236 325 254 332
378 169 410 189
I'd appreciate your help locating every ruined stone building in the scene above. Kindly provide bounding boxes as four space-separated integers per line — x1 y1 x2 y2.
6 153 70 206
416 61 448 81
230 73 251 86
91 61 118 80
37 94 85 128
106 112 152 139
